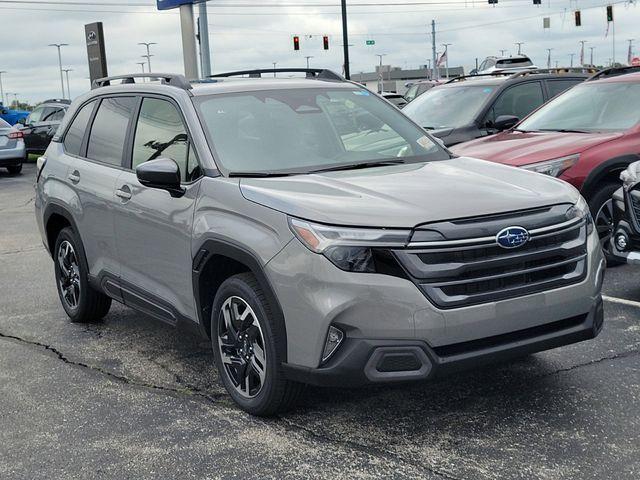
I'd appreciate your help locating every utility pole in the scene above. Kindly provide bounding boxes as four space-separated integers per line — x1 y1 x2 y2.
441 43 452 79
628 39 634 65
589 47 595 67
48 43 68 99
62 68 73 99
499 49 508 56
0 71 5 106
579 40 587 66
376 53 386 93
138 42 157 73
569 53 575 67
431 20 437 81
198 1 211 77
341 0 350 79
546 48 553 68
305 56 314 69
515 42 524 55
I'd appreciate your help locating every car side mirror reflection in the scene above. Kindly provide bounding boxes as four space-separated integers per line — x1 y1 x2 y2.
493 115 519 132
136 158 185 197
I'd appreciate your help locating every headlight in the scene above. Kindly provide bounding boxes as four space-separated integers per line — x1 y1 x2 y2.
566 196 593 236
288 217 410 272
522 154 580 177
620 161 640 191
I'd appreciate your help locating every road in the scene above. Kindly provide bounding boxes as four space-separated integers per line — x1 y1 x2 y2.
1 163 639 479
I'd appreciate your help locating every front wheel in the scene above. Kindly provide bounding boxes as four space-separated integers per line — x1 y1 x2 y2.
588 181 625 266
211 273 302 416
7 165 22 175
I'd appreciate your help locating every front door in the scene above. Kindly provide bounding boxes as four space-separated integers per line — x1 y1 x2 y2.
113 96 203 323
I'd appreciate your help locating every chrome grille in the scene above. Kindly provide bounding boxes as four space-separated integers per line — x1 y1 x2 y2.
394 215 588 309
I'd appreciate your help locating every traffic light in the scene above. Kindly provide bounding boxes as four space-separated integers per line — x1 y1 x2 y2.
533 0 541 4
293 35 300 51
575 10 581 26
607 5 613 22
323 35 329 50
488 0 498 4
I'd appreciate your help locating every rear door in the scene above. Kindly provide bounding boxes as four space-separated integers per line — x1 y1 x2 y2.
113 95 203 323
67 96 137 285
545 78 583 100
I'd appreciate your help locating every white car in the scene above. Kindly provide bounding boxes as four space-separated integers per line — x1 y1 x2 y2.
474 55 537 75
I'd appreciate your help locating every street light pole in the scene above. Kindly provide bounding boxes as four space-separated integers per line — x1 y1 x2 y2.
499 49 508 56
546 48 553 68
136 62 146 74
579 40 587 66
341 0 350 79
0 71 6 106
515 42 524 55
376 53 386 93
305 56 314 69
62 68 73 99
48 43 68 99
138 42 157 73
589 47 595 67
569 53 575 67
272 62 277 77
441 43 452 79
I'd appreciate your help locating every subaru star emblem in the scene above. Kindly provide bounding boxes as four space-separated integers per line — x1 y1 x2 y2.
87 31 97 41
496 226 530 249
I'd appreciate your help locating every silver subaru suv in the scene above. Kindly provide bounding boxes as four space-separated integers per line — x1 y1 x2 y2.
35 70 605 416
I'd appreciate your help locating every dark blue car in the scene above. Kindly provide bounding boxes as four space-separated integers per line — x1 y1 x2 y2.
0 103 29 126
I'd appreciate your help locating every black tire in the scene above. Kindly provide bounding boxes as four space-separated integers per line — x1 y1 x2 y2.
7 165 22 175
587 181 625 267
211 272 302 416
53 227 112 322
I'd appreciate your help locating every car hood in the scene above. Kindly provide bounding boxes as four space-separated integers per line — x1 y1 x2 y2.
451 130 623 166
239 157 579 228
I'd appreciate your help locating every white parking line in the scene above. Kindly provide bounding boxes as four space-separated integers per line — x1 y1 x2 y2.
603 295 640 308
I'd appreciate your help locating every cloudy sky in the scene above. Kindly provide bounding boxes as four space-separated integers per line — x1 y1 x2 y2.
0 0 639 105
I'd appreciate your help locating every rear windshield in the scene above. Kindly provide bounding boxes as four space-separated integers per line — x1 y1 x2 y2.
497 58 533 67
403 84 495 129
518 81 640 133
194 88 449 175
0 118 10 128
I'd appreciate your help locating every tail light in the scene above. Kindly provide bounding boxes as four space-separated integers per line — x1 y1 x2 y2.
8 131 23 139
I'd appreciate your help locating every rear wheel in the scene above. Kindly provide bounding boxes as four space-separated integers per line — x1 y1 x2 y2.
588 181 624 266
211 273 302 416
7 165 22 175
53 227 112 322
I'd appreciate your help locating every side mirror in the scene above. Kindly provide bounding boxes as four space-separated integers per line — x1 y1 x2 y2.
16 117 27 126
136 158 185 197
494 115 519 132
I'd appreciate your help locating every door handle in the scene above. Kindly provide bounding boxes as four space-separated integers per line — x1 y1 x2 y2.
115 186 132 200
68 171 80 183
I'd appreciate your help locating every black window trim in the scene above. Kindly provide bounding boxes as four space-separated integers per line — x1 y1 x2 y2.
125 93 204 185
479 79 544 128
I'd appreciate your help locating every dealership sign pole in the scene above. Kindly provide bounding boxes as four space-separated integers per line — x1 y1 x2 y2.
157 0 199 79
85 23 108 85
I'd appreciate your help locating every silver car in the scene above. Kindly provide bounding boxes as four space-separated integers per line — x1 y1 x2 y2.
0 117 26 174
34 70 605 415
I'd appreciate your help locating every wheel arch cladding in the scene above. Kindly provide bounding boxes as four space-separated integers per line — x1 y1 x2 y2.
581 154 640 199
192 239 288 362
44 204 78 256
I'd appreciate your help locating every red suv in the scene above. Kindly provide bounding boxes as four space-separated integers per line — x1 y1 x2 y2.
452 67 640 261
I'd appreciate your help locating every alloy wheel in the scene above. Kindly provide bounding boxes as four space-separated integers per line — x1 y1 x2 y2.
217 296 267 398
57 240 81 310
595 198 614 251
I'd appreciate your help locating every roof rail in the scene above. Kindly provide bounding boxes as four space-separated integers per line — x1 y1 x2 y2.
208 68 345 82
91 73 192 90
587 65 640 81
445 71 516 84
507 67 597 79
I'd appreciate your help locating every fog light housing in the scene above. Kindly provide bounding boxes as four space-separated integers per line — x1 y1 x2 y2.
321 326 344 363
615 231 629 251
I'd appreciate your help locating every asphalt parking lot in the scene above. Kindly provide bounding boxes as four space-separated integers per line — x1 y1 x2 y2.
1 162 639 480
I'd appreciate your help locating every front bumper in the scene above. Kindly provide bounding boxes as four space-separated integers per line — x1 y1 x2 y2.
283 297 604 387
610 187 640 264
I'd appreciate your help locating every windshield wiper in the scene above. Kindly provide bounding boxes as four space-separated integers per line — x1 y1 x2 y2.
536 128 591 134
308 159 406 174
228 171 296 178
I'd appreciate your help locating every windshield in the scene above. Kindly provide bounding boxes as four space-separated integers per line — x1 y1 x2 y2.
518 81 640 133
195 87 449 175
403 85 495 129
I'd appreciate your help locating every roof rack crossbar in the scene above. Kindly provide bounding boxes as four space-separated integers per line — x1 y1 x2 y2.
445 70 526 83
208 68 345 82
91 73 192 90
507 67 597 79
587 65 640 81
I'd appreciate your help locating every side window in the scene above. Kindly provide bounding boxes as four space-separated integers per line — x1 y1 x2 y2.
27 106 45 124
87 97 136 167
487 82 544 124
47 107 66 122
546 79 580 99
132 98 201 182
63 101 96 156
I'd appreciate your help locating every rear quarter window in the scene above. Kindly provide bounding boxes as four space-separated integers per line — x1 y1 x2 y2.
546 79 581 99
63 101 96 156
86 97 137 167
